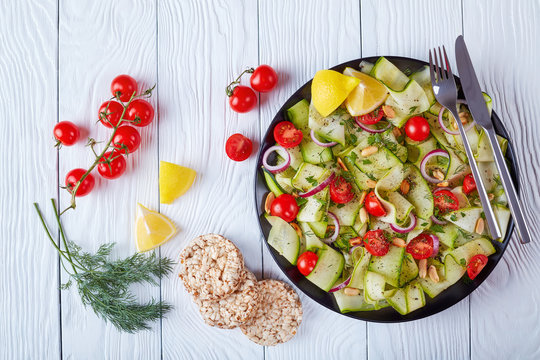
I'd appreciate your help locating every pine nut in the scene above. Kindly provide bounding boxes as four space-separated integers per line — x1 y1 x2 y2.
382 105 396 119
265 192 275 213
337 157 348 172
419 259 428 279
366 179 377 188
428 265 440 283
475 218 485 234
359 207 368 224
437 181 449 187
349 237 363 246
290 222 302 238
433 169 445 181
400 179 410 195
392 126 402 138
392 237 406 248
361 146 378 157
358 191 367 205
343 287 360 296
458 112 469 124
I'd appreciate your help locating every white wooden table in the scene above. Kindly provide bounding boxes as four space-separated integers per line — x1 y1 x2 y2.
2 0 539 358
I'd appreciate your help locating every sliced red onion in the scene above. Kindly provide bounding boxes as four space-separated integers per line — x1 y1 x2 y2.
420 149 450 183
433 187 452 194
324 212 340 244
262 145 290 174
354 117 391 133
438 100 475 135
298 172 336 198
310 129 337 147
329 276 351 293
430 234 440 257
349 245 362 254
431 215 447 225
390 213 417 234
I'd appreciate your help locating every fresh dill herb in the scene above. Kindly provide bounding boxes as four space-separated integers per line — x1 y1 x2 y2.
305 175 318 186
295 197 308 207
349 151 358 164
493 174 502 187
367 133 383 146
408 106 419 115
430 224 445 233
459 258 467 266
362 159 372 165
450 214 457 221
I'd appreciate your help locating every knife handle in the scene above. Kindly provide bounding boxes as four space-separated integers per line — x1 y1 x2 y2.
485 129 531 244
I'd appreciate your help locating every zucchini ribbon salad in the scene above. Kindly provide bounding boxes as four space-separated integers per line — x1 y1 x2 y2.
261 57 511 315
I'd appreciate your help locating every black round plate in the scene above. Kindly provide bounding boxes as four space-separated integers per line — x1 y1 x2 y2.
254 56 518 322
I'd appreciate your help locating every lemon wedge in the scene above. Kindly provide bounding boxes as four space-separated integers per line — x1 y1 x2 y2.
159 161 196 204
135 203 177 252
343 67 388 116
311 70 360 117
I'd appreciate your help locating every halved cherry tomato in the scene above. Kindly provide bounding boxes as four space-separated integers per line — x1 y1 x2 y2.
270 194 299 222
365 191 387 217
53 121 80 146
357 107 384 125
433 189 459 215
363 229 390 256
467 254 488 280
330 176 355 204
98 101 124 128
405 116 430 142
228 85 257 113
111 74 137 102
97 150 127 180
463 174 477 194
126 99 154 127
297 251 318 276
406 233 434 260
65 168 95 197
250 65 278 93
273 121 303 148
225 133 253 161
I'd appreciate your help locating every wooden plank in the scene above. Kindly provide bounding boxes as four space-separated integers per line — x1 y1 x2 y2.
57 0 160 358
258 0 366 358
0 0 61 358
463 1 540 358
157 1 263 358
361 1 469 359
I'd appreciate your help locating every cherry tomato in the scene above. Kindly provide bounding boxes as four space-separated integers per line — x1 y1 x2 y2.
404 116 430 141
270 194 299 222
357 107 384 125
225 133 253 161
250 65 278 93
462 174 477 194
467 254 488 280
97 150 127 180
65 168 95 197
406 233 434 260
330 176 355 204
111 74 138 102
53 121 80 146
297 251 318 276
112 126 141 154
98 101 125 128
126 99 154 127
363 229 390 256
273 121 303 148
433 189 459 215
365 191 387 217
228 85 257 113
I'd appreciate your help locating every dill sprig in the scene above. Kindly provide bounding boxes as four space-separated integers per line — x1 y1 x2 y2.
34 199 174 333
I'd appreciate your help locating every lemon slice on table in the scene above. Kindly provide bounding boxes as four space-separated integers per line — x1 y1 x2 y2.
135 203 177 252
159 161 196 204
343 67 388 116
311 70 360 117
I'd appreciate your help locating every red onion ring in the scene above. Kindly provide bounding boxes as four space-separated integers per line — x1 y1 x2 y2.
430 215 447 225
438 100 475 135
430 234 440 257
298 172 335 198
420 149 450 183
262 145 290 174
354 117 391 133
310 129 337 147
329 276 351 293
324 212 340 244
433 187 452 194
390 213 417 233
349 245 362 254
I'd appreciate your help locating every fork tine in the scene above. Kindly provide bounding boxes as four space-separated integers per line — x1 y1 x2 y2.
432 48 440 80
437 47 445 79
428 50 436 84
442 45 453 78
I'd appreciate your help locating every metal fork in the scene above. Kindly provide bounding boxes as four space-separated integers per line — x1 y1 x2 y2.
428 46 502 239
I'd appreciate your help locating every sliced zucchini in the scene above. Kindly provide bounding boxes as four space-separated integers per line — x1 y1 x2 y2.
368 245 405 287
385 288 408 315
300 139 334 165
329 196 363 226
306 244 345 292
308 220 328 239
405 281 426 313
432 223 459 249
406 136 438 167
291 162 330 191
364 271 387 302
381 128 408 163
262 168 285 196
296 188 328 222
342 156 372 191
308 104 348 146
399 253 419 287
447 238 496 266
299 222 325 251
348 250 372 290
370 56 409 91
443 207 483 233
286 99 310 135
384 79 430 127
267 216 301 265
351 143 402 180
494 204 511 239
404 164 434 219
419 254 465 298
333 290 376 313
286 145 303 170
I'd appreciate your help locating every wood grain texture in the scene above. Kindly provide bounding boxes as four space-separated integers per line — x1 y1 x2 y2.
58 0 160 358
0 0 61 358
157 1 264 359
361 1 469 359
258 1 367 359
463 1 540 359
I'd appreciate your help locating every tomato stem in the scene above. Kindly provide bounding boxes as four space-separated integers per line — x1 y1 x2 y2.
225 67 255 96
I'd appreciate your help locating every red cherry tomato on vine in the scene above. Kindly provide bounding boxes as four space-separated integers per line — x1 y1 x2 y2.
270 194 299 222
250 65 278 93
225 133 253 161
97 150 127 180
53 121 80 146
363 229 390 256
404 116 430 141
98 101 124 128
433 189 459 215
111 75 138 102
467 254 488 280
113 126 141 154
297 251 318 276
273 121 303 148
228 85 257 113
365 191 387 217
330 176 355 204
126 99 154 127
357 107 384 125
406 233 434 260
65 168 95 197
462 174 477 194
